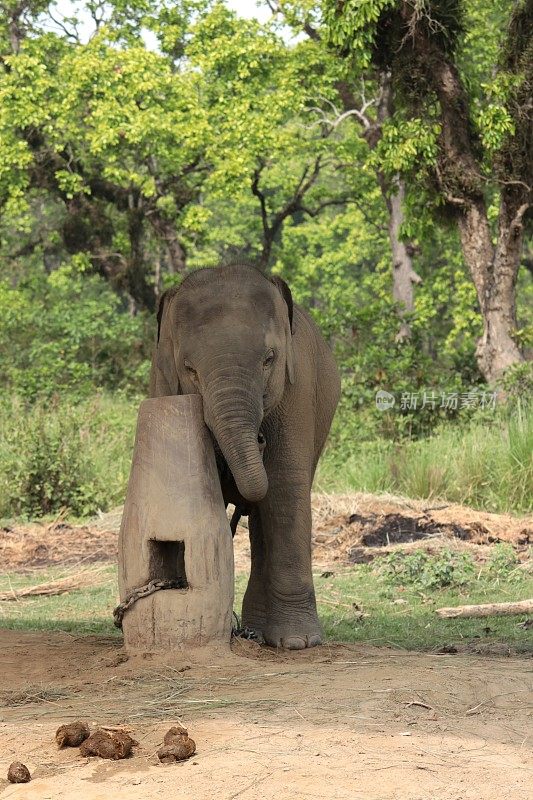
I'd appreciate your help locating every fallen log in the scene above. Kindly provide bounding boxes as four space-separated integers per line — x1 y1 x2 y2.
436 599 533 619
0 568 106 601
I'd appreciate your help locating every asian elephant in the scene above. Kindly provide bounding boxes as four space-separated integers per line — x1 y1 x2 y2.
149 264 340 649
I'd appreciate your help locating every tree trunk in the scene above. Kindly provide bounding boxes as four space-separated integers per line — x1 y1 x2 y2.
149 213 187 274
127 208 155 313
8 4 25 54
375 73 421 340
394 2 528 383
154 246 163 303
457 196 525 383
258 233 274 271
383 176 422 341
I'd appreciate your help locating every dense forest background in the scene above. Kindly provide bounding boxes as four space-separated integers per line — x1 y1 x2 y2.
0 0 531 519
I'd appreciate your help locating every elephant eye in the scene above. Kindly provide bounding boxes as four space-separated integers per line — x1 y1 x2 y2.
184 361 197 379
263 350 275 368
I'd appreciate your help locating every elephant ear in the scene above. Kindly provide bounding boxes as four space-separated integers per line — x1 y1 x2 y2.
149 288 181 397
270 275 295 385
270 275 294 333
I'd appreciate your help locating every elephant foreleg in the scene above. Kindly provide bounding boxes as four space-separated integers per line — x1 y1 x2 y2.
259 476 321 650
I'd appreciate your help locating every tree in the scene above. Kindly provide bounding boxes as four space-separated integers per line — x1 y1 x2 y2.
0 1 212 311
266 1 423 339
325 0 532 382
0 1 353 308
188 3 353 270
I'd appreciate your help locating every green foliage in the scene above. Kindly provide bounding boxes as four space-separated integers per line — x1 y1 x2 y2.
1 399 103 518
486 543 521 582
0 257 151 397
276 203 483 441
370 118 440 177
323 0 530 220
377 549 476 591
324 0 396 66
0 394 138 520
499 362 533 401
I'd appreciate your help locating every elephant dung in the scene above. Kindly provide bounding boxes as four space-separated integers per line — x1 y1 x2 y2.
163 724 189 742
55 721 90 748
158 728 196 764
79 729 137 760
7 762 31 783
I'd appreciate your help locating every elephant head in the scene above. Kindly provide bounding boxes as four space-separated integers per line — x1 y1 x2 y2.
150 264 295 503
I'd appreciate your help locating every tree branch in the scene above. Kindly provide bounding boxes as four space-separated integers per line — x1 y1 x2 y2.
251 162 270 242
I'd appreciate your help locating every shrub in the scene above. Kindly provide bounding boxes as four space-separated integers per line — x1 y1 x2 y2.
486 543 520 581
376 549 476 591
0 394 138 519
0 257 152 399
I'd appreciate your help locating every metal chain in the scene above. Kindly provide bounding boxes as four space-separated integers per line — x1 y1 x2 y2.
113 579 186 629
114 582 260 642
231 610 261 642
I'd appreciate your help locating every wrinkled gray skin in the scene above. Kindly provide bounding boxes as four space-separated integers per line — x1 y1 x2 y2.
150 264 340 649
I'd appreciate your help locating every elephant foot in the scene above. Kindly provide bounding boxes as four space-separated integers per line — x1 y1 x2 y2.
276 633 322 650
263 619 323 650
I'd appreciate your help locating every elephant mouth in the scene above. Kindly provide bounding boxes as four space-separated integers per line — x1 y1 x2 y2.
257 432 267 454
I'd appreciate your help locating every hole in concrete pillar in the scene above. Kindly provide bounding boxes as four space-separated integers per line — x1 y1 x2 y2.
149 540 188 587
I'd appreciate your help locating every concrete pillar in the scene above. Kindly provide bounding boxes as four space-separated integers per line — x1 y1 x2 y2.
118 395 234 652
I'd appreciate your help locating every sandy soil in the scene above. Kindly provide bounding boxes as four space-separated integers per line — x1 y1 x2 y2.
0 631 532 800
1 494 532 798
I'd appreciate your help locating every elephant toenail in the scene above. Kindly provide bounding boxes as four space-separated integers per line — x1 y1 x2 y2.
281 637 307 650
307 634 322 648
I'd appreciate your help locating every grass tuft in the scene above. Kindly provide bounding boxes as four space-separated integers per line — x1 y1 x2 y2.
318 401 533 513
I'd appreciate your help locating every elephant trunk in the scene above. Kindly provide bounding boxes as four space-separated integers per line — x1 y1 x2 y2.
203 373 268 504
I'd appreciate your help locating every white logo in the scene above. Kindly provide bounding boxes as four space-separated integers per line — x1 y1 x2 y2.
375 390 395 410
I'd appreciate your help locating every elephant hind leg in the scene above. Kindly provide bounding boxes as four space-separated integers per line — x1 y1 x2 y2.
241 508 267 638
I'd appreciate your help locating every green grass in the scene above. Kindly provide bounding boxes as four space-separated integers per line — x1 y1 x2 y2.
317 401 533 514
1 559 531 653
0 566 120 635
312 568 532 652
1 394 531 520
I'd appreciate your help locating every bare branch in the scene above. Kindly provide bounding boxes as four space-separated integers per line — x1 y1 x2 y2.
510 202 531 234
299 197 352 218
264 0 280 14
251 163 270 241
45 10 81 43
331 105 374 130
346 197 389 234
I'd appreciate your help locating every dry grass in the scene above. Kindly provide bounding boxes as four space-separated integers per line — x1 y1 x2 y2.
311 491 533 534
1 686 72 707
2 667 286 722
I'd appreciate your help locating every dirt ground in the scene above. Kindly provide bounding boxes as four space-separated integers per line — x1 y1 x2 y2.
0 631 532 800
1 493 532 799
